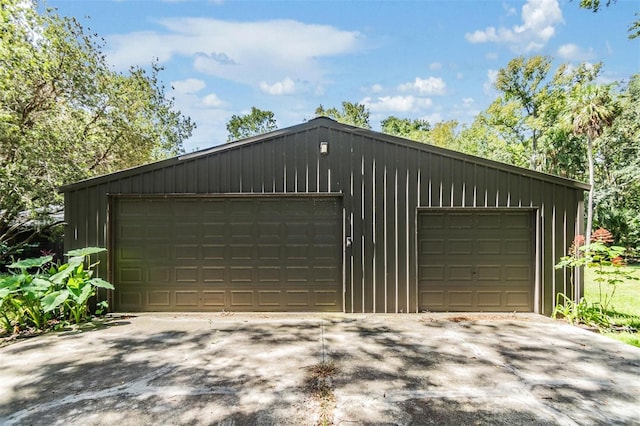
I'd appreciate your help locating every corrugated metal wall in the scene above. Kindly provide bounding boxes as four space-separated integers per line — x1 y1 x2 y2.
63 119 585 315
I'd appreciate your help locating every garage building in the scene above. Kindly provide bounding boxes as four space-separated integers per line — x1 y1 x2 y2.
61 117 587 315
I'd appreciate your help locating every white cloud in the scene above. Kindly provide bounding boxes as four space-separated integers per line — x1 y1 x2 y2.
398 77 446 96
362 95 433 113
106 18 363 87
462 97 474 108
429 62 443 71
483 69 499 95
485 52 499 60
465 0 563 52
171 78 206 94
201 93 225 107
259 77 296 95
504 3 518 16
557 43 595 61
421 113 443 124
370 83 383 93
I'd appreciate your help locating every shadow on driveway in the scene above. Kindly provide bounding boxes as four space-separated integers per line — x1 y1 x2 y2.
0 313 639 425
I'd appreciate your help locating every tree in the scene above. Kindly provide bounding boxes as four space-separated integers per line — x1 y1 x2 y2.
226 107 277 142
429 121 459 149
564 83 618 244
577 0 640 39
315 101 371 129
593 74 640 249
484 57 602 175
456 115 528 166
491 55 552 170
0 1 195 263
381 116 430 138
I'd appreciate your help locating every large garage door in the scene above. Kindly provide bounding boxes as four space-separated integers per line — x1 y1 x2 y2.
112 196 343 312
418 210 533 312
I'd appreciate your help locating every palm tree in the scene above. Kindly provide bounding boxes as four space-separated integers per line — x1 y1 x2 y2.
565 84 617 244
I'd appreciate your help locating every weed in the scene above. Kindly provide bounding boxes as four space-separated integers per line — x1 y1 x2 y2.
305 361 338 426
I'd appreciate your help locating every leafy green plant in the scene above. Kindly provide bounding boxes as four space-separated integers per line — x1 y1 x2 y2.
41 248 114 324
553 294 611 329
554 231 639 330
0 248 114 334
0 256 55 331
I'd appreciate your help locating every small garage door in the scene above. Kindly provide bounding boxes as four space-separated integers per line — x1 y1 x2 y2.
418 210 533 312
112 196 343 312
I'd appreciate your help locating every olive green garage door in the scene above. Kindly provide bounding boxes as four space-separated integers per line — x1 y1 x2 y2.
112 196 343 312
418 210 534 312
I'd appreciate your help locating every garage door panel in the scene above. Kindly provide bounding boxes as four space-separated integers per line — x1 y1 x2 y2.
504 214 531 229
119 267 142 283
448 291 473 307
421 239 444 255
476 213 501 228
477 240 501 255
420 290 444 309
229 245 253 260
148 267 171 283
175 291 198 306
258 267 281 282
418 210 533 312
285 291 309 307
203 267 225 282
203 245 225 260
114 196 342 312
505 239 531 255
229 267 252 283
448 266 473 281
120 224 143 240
148 291 170 306
314 290 338 306
420 265 445 280
449 240 473 254
258 290 282 307
202 291 226 306
258 245 280 260
203 222 226 238
230 291 253 306
506 292 530 308
505 265 530 280
118 291 142 308
477 265 501 280
477 291 501 307
285 266 309 282
449 214 473 228
175 267 198 282
175 245 199 260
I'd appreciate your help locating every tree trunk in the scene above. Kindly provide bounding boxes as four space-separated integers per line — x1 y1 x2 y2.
586 136 594 245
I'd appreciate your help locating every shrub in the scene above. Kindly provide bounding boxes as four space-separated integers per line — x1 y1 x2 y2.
554 231 639 330
0 247 113 334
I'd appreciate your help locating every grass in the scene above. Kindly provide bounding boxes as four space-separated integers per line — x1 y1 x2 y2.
584 264 640 347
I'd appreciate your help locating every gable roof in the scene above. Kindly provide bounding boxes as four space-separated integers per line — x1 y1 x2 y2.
60 117 589 192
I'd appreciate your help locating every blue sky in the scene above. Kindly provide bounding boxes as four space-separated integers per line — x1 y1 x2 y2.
47 0 639 152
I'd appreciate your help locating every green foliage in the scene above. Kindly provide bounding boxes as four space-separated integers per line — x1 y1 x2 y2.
226 107 277 142
552 294 611 328
381 116 430 138
315 102 371 129
0 1 194 263
593 75 640 249
563 83 618 243
0 247 114 334
554 240 638 331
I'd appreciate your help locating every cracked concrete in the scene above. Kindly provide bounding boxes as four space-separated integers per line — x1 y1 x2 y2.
1 313 639 425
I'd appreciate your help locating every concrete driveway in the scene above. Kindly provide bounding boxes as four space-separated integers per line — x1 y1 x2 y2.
1 313 639 425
